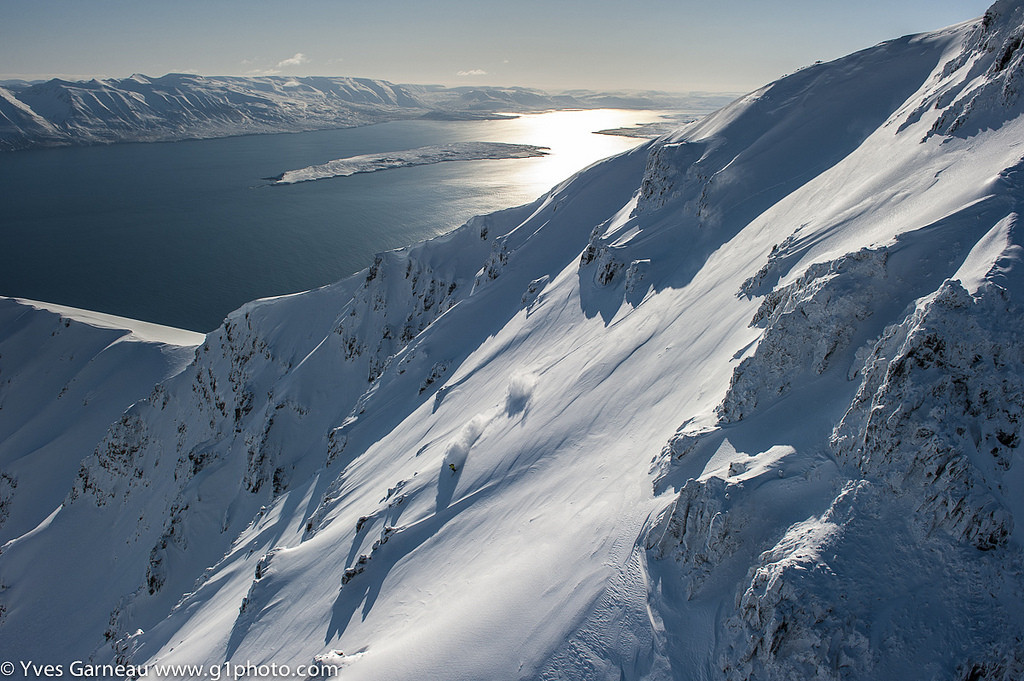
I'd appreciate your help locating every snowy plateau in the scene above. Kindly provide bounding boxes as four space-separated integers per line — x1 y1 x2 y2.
4 2 1024 680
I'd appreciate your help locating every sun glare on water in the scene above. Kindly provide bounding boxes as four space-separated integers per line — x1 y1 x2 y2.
448 109 669 205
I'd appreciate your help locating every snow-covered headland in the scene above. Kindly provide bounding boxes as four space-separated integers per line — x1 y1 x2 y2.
270 142 549 185
595 113 701 139
3 2 1024 680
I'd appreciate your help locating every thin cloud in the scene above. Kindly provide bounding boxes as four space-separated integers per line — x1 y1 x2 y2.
277 53 309 69
246 53 309 77
457 69 487 76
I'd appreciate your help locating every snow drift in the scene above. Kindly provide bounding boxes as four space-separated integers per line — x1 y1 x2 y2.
3 3 1024 680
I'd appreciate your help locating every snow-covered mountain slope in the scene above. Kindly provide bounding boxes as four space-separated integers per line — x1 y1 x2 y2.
0 74 426 150
0 297 202 546
4 2 1024 679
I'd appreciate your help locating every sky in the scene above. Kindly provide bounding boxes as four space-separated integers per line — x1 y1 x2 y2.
0 0 994 93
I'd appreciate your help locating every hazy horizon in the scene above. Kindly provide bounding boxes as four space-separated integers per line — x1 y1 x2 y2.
1 0 992 93
0 71 740 97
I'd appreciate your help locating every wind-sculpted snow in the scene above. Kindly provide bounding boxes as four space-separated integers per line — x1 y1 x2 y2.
270 142 549 184
719 248 889 423
834 279 1024 550
650 241 1024 681
718 290 1024 677
6 3 1024 680
652 248 1024 679
650 211 1024 678
903 0 1024 140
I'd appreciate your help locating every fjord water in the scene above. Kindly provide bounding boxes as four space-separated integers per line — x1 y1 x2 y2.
0 109 659 331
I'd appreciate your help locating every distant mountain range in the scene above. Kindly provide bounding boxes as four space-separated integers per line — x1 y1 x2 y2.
0 73 732 151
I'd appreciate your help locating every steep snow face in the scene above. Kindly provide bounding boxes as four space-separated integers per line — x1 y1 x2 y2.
4 3 1024 680
0 298 202 544
907 0 1024 140
0 87 58 148
0 74 427 150
642 7 1024 678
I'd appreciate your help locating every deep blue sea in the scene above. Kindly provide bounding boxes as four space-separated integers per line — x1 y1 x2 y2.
0 110 658 331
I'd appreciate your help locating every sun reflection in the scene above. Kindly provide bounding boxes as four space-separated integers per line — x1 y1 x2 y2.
448 109 668 205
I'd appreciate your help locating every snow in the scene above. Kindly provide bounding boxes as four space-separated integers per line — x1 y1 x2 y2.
594 113 701 139
953 213 1017 293
8 297 205 346
0 76 734 152
3 3 1024 680
270 142 549 185
0 296 201 545
0 74 427 150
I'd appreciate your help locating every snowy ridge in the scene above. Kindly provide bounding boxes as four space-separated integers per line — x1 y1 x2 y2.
907 0 1024 140
0 76 734 151
0 297 201 546
0 74 426 150
3 3 1024 680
